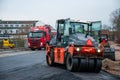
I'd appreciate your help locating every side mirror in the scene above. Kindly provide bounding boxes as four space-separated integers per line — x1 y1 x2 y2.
69 28 72 34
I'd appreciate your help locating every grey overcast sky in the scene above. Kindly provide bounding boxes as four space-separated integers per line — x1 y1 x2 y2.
0 0 120 27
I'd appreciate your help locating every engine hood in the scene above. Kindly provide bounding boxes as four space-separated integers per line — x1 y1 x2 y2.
69 33 98 47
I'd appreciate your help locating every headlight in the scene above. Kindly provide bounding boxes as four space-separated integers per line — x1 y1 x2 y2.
97 49 101 53
76 47 80 51
40 42 43 46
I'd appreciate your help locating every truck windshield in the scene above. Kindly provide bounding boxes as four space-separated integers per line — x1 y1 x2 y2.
28 32 43 38
70 22 88 34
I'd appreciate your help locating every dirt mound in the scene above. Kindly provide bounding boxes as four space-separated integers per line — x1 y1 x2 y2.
102 58 120 76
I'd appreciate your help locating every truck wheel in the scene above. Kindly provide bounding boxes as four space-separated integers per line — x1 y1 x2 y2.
38 48 41 50
66 54 79 72
44 46 46 50
31 48 35 51
94 59 102 73
46 49 54 66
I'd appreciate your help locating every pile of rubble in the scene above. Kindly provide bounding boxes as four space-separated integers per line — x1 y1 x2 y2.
102 59 120 77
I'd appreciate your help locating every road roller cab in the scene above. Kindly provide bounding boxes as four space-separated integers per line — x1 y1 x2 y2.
46 18 104 72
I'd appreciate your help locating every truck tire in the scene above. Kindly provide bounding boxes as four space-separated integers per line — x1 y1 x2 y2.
38 48 41 50
44 46 46 50
46 49 54 66
66 54 79 72
31 48 35 51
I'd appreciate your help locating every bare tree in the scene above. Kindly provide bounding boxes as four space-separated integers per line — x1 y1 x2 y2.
102 24 111 30
110 8 120 43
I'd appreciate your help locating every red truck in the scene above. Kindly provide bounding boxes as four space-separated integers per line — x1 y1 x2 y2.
28 25 51 50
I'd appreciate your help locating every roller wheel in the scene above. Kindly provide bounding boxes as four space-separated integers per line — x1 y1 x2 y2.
110 52 115 61
46 49 54 66
94 59 102 73
79 59 88 72
112 55 115 61
88 59 95 72
66 54 79 72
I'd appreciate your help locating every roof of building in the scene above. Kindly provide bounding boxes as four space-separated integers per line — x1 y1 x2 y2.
0 20 38 24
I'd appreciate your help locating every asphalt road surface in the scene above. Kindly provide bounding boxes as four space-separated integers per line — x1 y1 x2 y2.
0 50 120 80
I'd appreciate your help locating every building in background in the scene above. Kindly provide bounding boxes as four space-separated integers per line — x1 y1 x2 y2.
0 20 38 38
0 20 57 47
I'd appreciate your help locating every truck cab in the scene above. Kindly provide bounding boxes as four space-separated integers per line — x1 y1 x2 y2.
28 26 51 50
